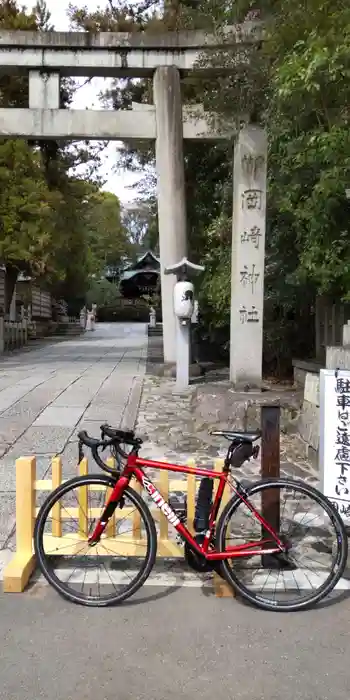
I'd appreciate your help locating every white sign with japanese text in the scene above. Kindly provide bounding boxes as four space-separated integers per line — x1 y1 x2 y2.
319 369 350 523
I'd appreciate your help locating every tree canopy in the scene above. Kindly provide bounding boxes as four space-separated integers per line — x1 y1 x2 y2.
86 190 130 273
190 0 350 368
2 0 349 373
0 139 58 277
0 0 129 311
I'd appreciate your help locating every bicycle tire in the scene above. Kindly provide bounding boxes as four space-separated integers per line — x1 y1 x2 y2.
34 474 157 607
216 478 348 612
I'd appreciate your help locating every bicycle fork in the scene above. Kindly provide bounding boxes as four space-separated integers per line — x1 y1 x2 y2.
88 476 129 545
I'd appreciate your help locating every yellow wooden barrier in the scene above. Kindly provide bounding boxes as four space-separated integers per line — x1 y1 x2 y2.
3 457 36 593
213 460 236 598
3 455 234 596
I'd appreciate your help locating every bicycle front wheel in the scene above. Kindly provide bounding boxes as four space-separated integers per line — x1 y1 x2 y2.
34 474 157 606
216 478 348 612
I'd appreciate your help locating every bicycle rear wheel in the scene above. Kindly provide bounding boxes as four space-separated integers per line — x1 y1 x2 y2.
34 474 157 606
216 478 348 612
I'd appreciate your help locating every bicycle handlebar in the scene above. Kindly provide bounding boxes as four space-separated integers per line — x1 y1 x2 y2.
77 425 142 475
77 431 116 473
100 424 136 443
77 430 101 450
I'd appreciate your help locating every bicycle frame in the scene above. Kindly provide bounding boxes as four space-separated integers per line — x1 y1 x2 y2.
89 453 284 559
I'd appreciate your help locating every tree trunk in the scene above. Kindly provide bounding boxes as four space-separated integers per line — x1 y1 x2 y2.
5 263 19 316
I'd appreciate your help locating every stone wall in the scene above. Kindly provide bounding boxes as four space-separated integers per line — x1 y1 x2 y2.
326 320 350 369
296 320 350 466
297 320 350 466
292 359 322 389
326 345 350 370
298 373 320 466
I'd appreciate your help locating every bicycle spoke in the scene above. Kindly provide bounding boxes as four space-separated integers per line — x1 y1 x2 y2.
35 477 156 605
219 480 347 610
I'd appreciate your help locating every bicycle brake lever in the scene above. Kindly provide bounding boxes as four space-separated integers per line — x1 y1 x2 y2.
78 439 84 464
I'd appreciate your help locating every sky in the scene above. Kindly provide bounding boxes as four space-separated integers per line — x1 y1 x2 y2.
28 1 142 203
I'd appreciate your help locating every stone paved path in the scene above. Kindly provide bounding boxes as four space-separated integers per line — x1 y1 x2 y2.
0 322 147 551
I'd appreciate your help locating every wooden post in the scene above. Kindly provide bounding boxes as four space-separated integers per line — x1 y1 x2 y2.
261 405 280 567
132 480 142 539
3 457 37 592
51 457 62 537
78 457 88 538
186 459 196 535
105 457 116 538
159 470 169 540
213 458 235 598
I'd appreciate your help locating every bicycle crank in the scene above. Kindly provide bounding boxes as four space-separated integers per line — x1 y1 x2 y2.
184 534 221 574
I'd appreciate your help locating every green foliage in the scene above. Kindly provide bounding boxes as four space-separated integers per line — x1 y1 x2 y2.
122 200 159 254
0 1 53 278
196 215 231 352
0 0 128 310
185 0 350 371
140 291 161 309
86 278 121 308
47 178 92 300
265 2 350 298
194 0 350 296
85 190 130 274
0 1 37 109
0 139 57 275
97 302 153 324
3 0 347 372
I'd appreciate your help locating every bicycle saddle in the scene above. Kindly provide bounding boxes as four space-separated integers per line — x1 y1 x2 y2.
210 429 261 443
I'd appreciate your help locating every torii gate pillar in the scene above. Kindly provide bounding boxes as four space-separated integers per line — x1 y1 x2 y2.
153 66 187 364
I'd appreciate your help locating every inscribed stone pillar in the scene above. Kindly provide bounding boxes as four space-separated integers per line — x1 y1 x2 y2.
230 126 267 388
153 67 187 364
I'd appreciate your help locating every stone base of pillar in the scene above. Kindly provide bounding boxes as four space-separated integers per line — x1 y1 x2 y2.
151 362 204 380
231 380 263 392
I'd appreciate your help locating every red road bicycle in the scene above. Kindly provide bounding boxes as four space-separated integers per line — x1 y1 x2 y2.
34 425 348 612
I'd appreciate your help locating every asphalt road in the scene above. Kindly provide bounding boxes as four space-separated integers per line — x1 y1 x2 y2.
1 584 350 700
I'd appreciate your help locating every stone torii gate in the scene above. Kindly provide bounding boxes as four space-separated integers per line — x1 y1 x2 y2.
0 24 267 388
